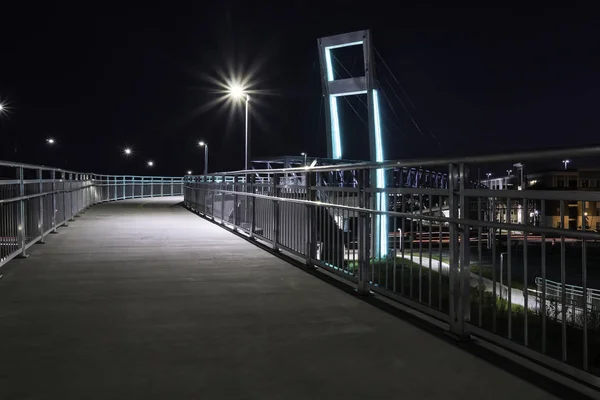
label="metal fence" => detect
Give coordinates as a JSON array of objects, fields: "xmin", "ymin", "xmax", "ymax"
[
  {"xmin": 184, "ymin": 145, "xmax": 600, "ymax": 387},
  {"xmin": 0, "ymin": 161, "xmax": 183, "ymax": 268}
]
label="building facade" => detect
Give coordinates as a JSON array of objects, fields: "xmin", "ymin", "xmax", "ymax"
[{"xmin": 480, "ymin": 169, "xmax": 600, "ymax": 230}]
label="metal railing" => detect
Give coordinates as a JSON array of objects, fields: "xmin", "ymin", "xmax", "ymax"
[
  {"xmin": 0, "ymin": 160, "xmax": 183, "ymax": 268},
  {"xmin": 184, "ymin": 145, "xmax": 600, "ymax": 387}
]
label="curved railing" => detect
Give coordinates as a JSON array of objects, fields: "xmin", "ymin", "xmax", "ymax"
[
  {"xmin": 184, "ymin": 145, "xmax": 600, "ymax": 389},
  {"xmin": 0, "ymin": 160, "xmax": 183, "ymax": 268}
]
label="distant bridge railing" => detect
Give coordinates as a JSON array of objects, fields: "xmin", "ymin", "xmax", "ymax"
[
  {"xmin": 0, "ymin": 160, "xmax": 183, "ymax": 268},
  {"xmin": 184, "ymin": 145, "xmax": 600, "ymax": 388}
]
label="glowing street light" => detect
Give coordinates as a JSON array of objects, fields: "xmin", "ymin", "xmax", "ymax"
[
  {"xmin": 486, "ymin": 172, "xmax": 492, "ymax": 179},
  {"xmin": 198, "ymin": 141, "xmax": 209, "ymax": 175},
  {"xmin": 0, "ymin": 103, "xmax": 4, "ymax": 113},
  {"xmin": 124, "ymin": 148, "xmax": 132, "ymax": 156},
  {"xmin": 187, "ymin": 170, "xmax": 192, "ymax": 175},
  {"xmin": 563, "ymin": 159, "xmax": 570, "ymax": 170},
  {"xmin": 147, "ymin": 160, "xmax": 154, "ymax": 167},
  {"xmin": 46, "ymin": 138, "xmax": 55, "ymax": 145},
  {"xmin": 227, "ymin": 82, "xmax": 251, "ymax": 170},
  {"xmin": 301, "ymin": 152, "xmax": 307, "ymax": 166}
]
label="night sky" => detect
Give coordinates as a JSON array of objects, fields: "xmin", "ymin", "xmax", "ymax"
[{"xmin": 0, "ymin": 4, "xmax": 598, "ymax": 176}]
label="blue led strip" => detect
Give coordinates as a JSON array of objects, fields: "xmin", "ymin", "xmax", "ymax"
[
  {"xmin": 373, "ymin": 90, "xmax": 387, "ymax": 257},
  {"xmin": 330, "ymin": 96, "xmax": 342, "ymax": 159}
]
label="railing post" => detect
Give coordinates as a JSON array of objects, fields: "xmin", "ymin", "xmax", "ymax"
[
  {"xmin": 211, "ymin": 177, "xmax": 216, "ymax": 219},
  {"xmin": 357, "ymin": 169, "xmax": 370, "ymax": 294},
  {"xmin": 459, "ymin": 163, "xmax": 471, "ymax": 324},
  {"xmin": 62, "ymin": 172, "xmax": 69, "ymax": 226},
  {"xmin": 76, "ymin": 174, "xmax": 81, "ymax": 215},
  {"xmin": 204, "ymin": 177, "xmax": 209, "ymax": 216},
  {"xmin": 69, "ymin": 173, "xmax": 75, "ymax": 221},
  {"xmin": 171, "ymin": 177, "xmax": 174, "ymax": 196},
  {"xmin": 272, "ymin": 173, "xmax": 280, "ymax": 250},
  {"xmin": 52, "ymin": 170, "xmax": 57, "ymax": 233},
  {"xmin": 113, "ymin": 176, "xmax": 117, "ymax": 201},
  {"xmin": 306, "ymin": 170, "xmax": 317, "ymax": 267},
  {"xmin": 250, "ymin": 175, "xmax": 256, "ymax": 239},
  {"xmin": 221, "ymin": 175, "xmax": 226, "ymax": 223},
  {"xmin": 38, "ymin": 169, "xmax": 46, "ymax": 243},
  {"xmin": 232, "ymin": 175, "xmax": 239, "ymax": 230},
  {"xmin": 151, "ymin": 176, "xmax": 154, "ymax": 198},
  {"xmin": 448, "ymin": 163, "xmax": 469, "ymax": 339},
  {"xmin": 161, "ymin": 177, "xmax": 164, "ymax": 197},
  {"xmin": 17, "ymin": 166, "xmax": 28, "ymax": 257}
]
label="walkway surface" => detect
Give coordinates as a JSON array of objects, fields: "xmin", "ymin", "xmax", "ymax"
[{"xmin": 0, "ymin": 198, "xmax": 565, "ymax": 399}]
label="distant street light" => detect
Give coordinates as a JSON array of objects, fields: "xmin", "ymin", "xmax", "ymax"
[
  {"xmin": 124, "ymin": 148, "xmax": 132, "ymax": 156},
  {"xmin": 227, "ymin": 83, "xmax": 251, "ymax": 170},
  {"xmin": 187, "ymin": 170, "xmax": 192, "ymax": 175},
  {"xmin": 147, "ymin": 160, "xmax": 154, "ymax": 167},
  {"xmin": 506, "ymin": 169, "xmax": 512, "ymax": 176},
  {"xmin": 198, "ymin": 141, "xmax": 209, "ymax": 175},
  {"xmin": 563, "ymin": 159, "xmax": 570, "ymax": 170},
  {"xmin": 301, "ymin": 152, "xmax": 307, "ymax": 166},
  {"xmin": 0, "ymin": 103, "xmax": 5, "ymax": 113},
  {"xmin": 46, "ymin": 138, "xmax": 55, "ymax": 145},
  {"xmin": 486, "ymin": 172, "xmax": 492, "ymax": 179}
]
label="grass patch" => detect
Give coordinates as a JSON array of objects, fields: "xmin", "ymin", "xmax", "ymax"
[{"xmin": 346, "ymin": 256, "xmax": 600, "ymax": 375}]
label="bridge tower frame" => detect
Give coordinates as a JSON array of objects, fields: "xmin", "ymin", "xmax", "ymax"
[{"xmin": 317, "ymin": 29, "xmax": 387, "ymax": 258}]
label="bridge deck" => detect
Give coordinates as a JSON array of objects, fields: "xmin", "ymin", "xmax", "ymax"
[{"xmin": 0, "ymin": 198, "xmax": 562, "ymax": 399}]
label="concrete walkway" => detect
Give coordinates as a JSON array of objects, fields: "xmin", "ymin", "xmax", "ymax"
[{"xmin": 0, "ymin": 198, "xmax": 565, "ymax": 399}]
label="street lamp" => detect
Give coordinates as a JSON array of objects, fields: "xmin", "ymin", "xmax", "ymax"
[
  {"xmin": 46, "ymin": 138, "xmax": 55, "ymax": 145},
  {"xmin": 563, "ymin": 159, "xmax": 570, "ymax": 170},
  {"xmin": 198, "ymin": 141, "xmax": 209, "ymax": 175},
  {"xmin": 187, "ymin": 170, "xmax": 192, "ymax": 175},
  {"xmin": 301, "ymin": 152, "xmax": 307, "ymax": 166},
  {"xmin": 147, "ymin": 160, "xmax": 154, "ymax": 167},
  {"xmin": 227, "ymin": 83, "xmax": 251, "ymax": 170},
  {"xmin": 124, "ymin": 148, "xmax": 132, "ymax": 156},
  {"xmin": 486, "ymin": 172, "xmax": 492, "ymax": 179}
]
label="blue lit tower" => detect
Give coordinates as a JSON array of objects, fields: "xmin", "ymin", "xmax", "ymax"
[{"xmin": 317, "ymin": 29, "xmax": 387, "ymax": 258}]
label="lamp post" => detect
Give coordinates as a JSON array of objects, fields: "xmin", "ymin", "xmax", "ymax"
[
  {"xmin": 147, "ymin": 160, "xmax": 154, "ymax": 167},
  {"xmin": 124, "ymin": 148, "xmax": 132, "ymax": 156},
  {"xmin": 227, "ymin": 84, "xmax": 251, "ymax": 170},
  {"xmin": 563, "ymin": 159, "xmax": 570, "ymax": 170},
  {"xmin": 199, "ymin": 141, "xmax": 208, "ymax": 175}
]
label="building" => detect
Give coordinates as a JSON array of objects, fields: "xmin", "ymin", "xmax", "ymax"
[{"xmin": 480, "ymin": 169, "xmax": 600, "ymax": 230}]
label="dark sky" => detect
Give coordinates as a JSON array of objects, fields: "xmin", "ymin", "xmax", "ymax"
[{"xmin": 0, "ymin": 3, "xmax": 598, "ymax": 176}]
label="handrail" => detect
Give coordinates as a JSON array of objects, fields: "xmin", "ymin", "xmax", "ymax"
[{"xmin": 198, "ymin": 144, "xmax": 600, "ymax": 175}]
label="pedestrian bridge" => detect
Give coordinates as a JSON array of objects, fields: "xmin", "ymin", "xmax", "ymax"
[{"xmin": 1, "ymin": 152, "xmax": 599, "ymax": 399}]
